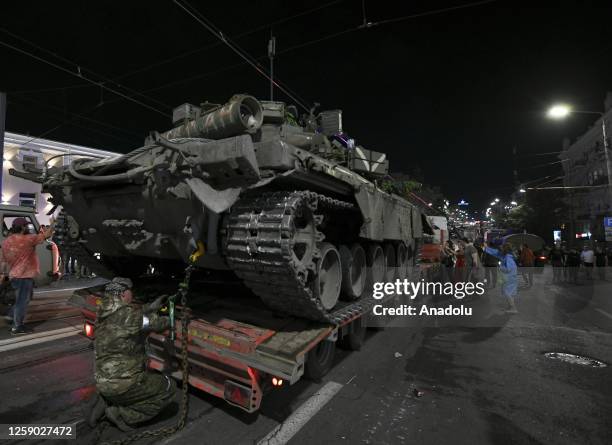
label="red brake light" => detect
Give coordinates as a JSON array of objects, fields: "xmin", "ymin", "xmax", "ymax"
[
  {"xmin": 84, "ymin": 322, "xmax": 94, "ymax": 338},
  {"xmin": 539, "ymin": 256, "xmax": 546, "ymax": 260}
]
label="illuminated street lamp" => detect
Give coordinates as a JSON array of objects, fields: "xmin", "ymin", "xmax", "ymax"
[
  {"xmin": 494, "ymin": 198, "xmax": 499, "ymax": 202},
  {"xmin": 547, "ymin": 103, "xmax": 612, "ymax": 199},
  {"xmin": 519, "ymin": 188, "xmax": 526, "ymax": 193},
  {"xmin": 510, "ymin": 201, "xmax": 518, "ymax": 206},
  {"xmin": 547, "ymin": 104, "xmax": 571, "ymax": 119}
]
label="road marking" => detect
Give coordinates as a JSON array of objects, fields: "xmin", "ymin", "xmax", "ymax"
[
  {"xmin": 0, "ymin": 326, "xmax": 81, "ymax": 352},
  {"xmin": 34, "ymin": 287, "xmax": 87, "ymax": 294},
  {"xmin": 257, "ymin": 381, "xmax": 343, "ymax": 445},
  {"xmin": 595, "ymin": 308, "xmax": 612, "ymax": 321}
]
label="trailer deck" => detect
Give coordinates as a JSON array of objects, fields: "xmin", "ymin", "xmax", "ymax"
[{"xmin": 70, "ymin": 281, "xmax": 367, "ymax": 412}]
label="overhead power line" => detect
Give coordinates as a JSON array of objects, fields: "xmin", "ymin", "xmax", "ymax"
[
  {"xmin": 0, "ymin": 26, "xmax": 171, "ymax": 111},
  {"xmin": 173, "ymin": 0, "xmax": 311, "ymax": 111},
  {"xmin": 9, "ymin": 95, "xmax": 143, "ymax": 139},
  {"xmin": 369, "ymin": 0, "xmax": 499, "ymax": 27},
  {"xmin": 7, "ymin": 1, "xmax": 346, "ymax": 95},
  {"xmin": 0, "ymin": 39, "xmax": 169, "ymax": 117},
  {"xmin": 528, "ymin": 184, "xmax": 609, "ymax": 191}
]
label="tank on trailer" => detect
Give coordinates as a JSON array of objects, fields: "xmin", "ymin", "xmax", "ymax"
[{"xmin": 28, "ymin": 94, "xmax": 424, "ymax": 322}]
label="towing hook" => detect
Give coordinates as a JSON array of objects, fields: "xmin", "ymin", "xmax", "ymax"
[{"xmin": 189, "ymin": 240, "xmax": 206, "ymax": 264}]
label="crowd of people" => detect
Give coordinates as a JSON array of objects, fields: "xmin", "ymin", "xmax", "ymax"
[
  {"xmin": 548, "ymin": 244, "xmax": 610, "ymax": 284},
  {"xmin": 437, "ymin": 237, "xmax": 610, "ymax": 315}
]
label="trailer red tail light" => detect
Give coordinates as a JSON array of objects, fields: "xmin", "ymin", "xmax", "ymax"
[
  {"xmin": 84, "ymin": 322, "xmax": 94, "ymax": 338},
  {"xmin": 272, "ymin": 377, "xmax": 284, "ymax": 387},
  {"xmin": 224, "ymin": 381, "xmax": 252, "ymax": 410}
]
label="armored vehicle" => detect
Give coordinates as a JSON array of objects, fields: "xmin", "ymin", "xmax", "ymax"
[{"xmin": 20, "ymin": 94, "xmax": 424, "ymax": 322}]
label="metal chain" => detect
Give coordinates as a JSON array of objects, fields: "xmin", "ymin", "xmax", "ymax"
[{"xmin": 95, "ymin": 265, "xmax": 194, "ymax": 445}]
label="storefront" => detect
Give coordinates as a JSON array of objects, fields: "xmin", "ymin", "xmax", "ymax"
[{"xmin": 1, "ymin": 132, "xmax": 117, "ymax": 224}]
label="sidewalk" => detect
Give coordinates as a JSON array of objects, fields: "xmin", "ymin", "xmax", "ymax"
[{"xmin": 0, "ymin": 277, "xmax": 108, "ymax": 332}]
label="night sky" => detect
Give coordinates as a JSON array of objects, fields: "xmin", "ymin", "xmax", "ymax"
[{"xmin": 2, "ymin": 0, "xmax": 612, "ymax": 210}]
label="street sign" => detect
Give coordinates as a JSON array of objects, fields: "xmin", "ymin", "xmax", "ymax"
[{"xmin": 605, "ymin": 216, "xmax": 612, "ymax": 241}]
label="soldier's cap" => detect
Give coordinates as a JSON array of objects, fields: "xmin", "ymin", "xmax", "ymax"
[
  {"xmin": 105, "ymin": 277, "xmax": 134, "ymax": 294},
  {"xmin": 11, "ymin": 217, "xmax": 28, "ymax": 230}
]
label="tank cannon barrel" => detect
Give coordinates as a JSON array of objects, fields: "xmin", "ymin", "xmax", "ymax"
[{"xmin": 161, "ymin": 94, "xmax": 263, "ymax": 140}]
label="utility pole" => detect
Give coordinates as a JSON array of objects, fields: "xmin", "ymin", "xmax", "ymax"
[
  {"xmin": 0, "ymin": 92, "xmax": 6, "ymax": 201},
  {"xmin": 600, "ymin": 115, "xmax": 612, "ymax": 202},
  {"xmin": 267, "ymin": 34, "xmax": 276, "ymax": 101}
]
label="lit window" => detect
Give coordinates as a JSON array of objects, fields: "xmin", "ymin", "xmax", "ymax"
[{"xmin": 19, "ymin": 192, "xmax": 36, "ymax": 208}]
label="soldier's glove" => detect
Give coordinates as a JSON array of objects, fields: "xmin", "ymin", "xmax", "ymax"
[{"xmin": 144, "ymin": 294, "xmax": 168, "ymax": 314}]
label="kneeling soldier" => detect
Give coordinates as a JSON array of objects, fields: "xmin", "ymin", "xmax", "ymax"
[{"xmin": 89, "ymin": 277, "xmax": 176, "ymax": 431}]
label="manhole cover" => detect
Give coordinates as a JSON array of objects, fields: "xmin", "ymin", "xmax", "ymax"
[{"xmin": 544, "ymin": 352, "xmax": 608, "ymax": 368}]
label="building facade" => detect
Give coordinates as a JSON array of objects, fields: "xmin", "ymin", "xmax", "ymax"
[
  {"xmin": 560, "ymin": 93, "xmax": 612, "ymax": 245},
  {"xmin": 2, "ymin": 132, "xmax": 117, "ymax": 224}
]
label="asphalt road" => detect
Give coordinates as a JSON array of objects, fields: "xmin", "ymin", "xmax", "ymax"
[{"xmin": 0, "ymin": 267, "xmax": 610, "ymax": 445}]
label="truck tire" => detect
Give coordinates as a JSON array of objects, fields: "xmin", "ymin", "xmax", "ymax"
[
  {"xmin": 340, "ymin": 317, "xmax": 366, "ymax": 351},
  {"xmin": 305, "ymin": 339, "xmax": 336, "ymax": 381}
]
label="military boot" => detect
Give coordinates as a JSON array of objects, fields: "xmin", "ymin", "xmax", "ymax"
[
  {"xmin": 105, "ymin": 406, "xmax": 134, "ymax": 432},
  {"xmin": 87, "ymin": 394, "xmax": 107, "ymax": 428}
]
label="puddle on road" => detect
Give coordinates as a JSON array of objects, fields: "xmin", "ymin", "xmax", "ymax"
[{"xmin": 543, "ymin": 352, "xmax": 608, "ymax": 368}]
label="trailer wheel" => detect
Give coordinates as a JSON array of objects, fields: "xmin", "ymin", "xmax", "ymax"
[
  {"xmin": 305, "ymin": 340, "xmax": 336, "ymax": 380},
  {"xmin": 396, "ymin": 243, "xmax": 408, "ymax": 280},
  {"xmin": 341, "ymin": 318, "xmax": 366, "ymax": 351},
  {"xmin": 366, "ymin": 244, "xmax": 385, "ymax": 290},
  {"xmin": 383, "ymin": 243, "xmax": 397, "ymax": 282}
]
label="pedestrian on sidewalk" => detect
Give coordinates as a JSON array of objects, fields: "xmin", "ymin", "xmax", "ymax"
[
  {"xmin": 0, "ymin": 219, "xmax": 54, "ymax": 335},
  {"xmin": 595, "ymin": 247, "xmax": 607, "ymax": 280},
  {"xmin": 463, "ymin": 238, "xmax": 479, "ymax": 282},
  {"xmin": 484, "ymin": 242, "xmax": 518, "ymax": 314},
  {"xmin": 440, "ymin": 240, "xmax": 456, "ymax": 283},
  {"xmin": 453, "ymin": 241, "xmax": 466, "ymax": 283},
  {"xmin": 549, "ymin": 245, "xmax": 564, "ymax": 283},
  {"xmin": 580, "ymin": 245, "xmax": 594, "ymax": 280},
  {"xmin": 482, "ymin": 243, "xmax": 499, "ymax": 288},
  {"xmin": 561, "ymin": 243, "xmax": 570, "ymax": 282},
  {"xmin": 566, "ymin": 249, "xmax": 581, "ymax": 284},
  {"xmin": 519, "ymin": 243, "xmax": 535, "ymax": 287}
]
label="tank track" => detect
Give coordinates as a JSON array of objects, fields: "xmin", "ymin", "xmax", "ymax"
[
  {"xmin": 53, "ymin": 211, "xmax": 114, "ymax": 278},
  {"xmin": 224, "ymin": 190, "xmax": 377, "ymax": 323}
]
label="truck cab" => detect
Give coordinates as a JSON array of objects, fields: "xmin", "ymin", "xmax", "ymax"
[{"xmin": 0, "ymin": 204, "xmax": 60, "ymax": 287}]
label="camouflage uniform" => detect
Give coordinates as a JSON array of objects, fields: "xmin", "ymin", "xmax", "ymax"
[{"xmin": 94, "ymin": 279, "xmax": 176, "ymax": 426}]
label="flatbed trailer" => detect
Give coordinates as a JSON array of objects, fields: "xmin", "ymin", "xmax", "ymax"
[{"xmin": 70, "ymin": 281, "xmax": 373, "ymax": 413}]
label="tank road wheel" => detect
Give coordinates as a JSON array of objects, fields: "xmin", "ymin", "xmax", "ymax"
[
  {"xmin": 366, "ymin": 244, "xmax": 385, "ymax": 292},
  {"xmin": 305, "ymin": 339, "xmax": 336, "ymax": 381},
  {"xmin": 396, "ymin": 243, "xmax": 409, "ymax": 280},
  {"xmin": 383, "ymin": 243, "xmax": 397, "ymax": 282},
  {"xmin": 339, "ymin": 243, "xmax": 367, "ymax": 301},
  {"xmin": 313, "ymin": 243, "xmax": 342, "ymax": 311},
  {"xmin": 291, "ymin": 203, "xmax": 319, "ymax": 284}
]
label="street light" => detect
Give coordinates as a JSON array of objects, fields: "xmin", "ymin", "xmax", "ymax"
[
  {"xmin": 547, "ymin": 104, "xmax": 571, "ymax": 119},
  {"xmin": 547, "ymin": 103, "xmax": 612, "ymax": 199},
  {"xmin": 519, "ymin": 188, "xmax": 526, "ymax": 193}
]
